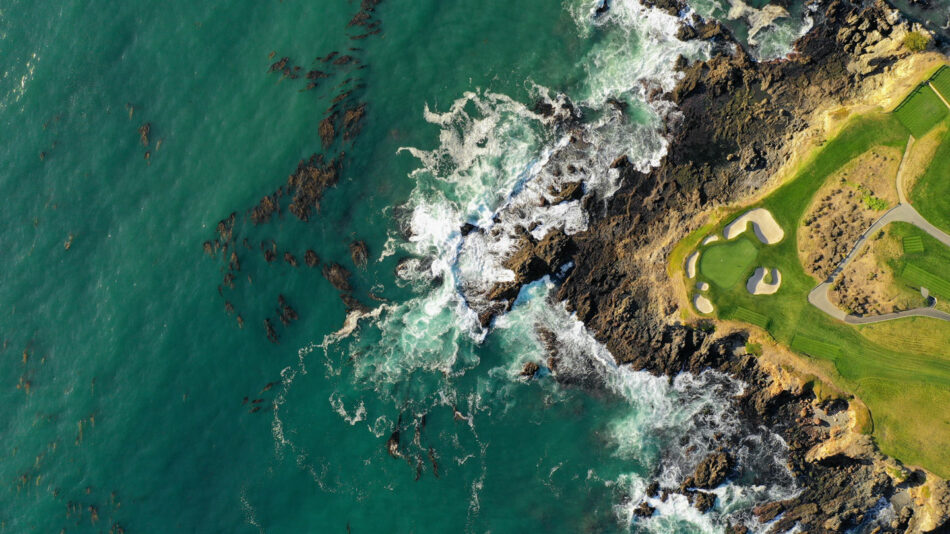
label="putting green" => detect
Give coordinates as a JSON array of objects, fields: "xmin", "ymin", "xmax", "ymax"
[{"xmin": 699, "ymin": 239, "xmax": 757, "ymax": 288}]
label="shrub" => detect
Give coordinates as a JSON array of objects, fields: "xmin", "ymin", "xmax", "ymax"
[
  {"xmin": 903, "ymin": 31, "xmax": 929, "ymax": 52},
  {"xmin": 863, "ymin": 195, "xmax": 889, "ymax": 211}
]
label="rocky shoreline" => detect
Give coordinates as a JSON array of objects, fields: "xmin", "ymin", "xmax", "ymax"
[{"xmin": 490, "ymin": 0, "xmax": 950, "ymax": 531}]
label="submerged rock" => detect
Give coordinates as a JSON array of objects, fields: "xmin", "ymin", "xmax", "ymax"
[
  {"xmin": 520, "ymin": 361, "xmax": 540, "ymax": 378},
  {"xmin": 305, "ymin": 249, "xmax": 320, "ymax": 267},
  {"xmin": 322, "ymin": 263, "xmax": 352, "ymax": 292},
  {"xmin": 349, "ymin": 240, "xmax": 368, "ymax": 269}
]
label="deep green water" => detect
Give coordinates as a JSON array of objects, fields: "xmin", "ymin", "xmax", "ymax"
[{"xmin": 0, "ymin": 1, "xmax": 816, "ymax": 532}]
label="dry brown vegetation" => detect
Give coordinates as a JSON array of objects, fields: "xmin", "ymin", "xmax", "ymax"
[
  {"xmin": 798, "ymin": 146, "xmax": 901, "ymax": 279},
  {"xmin": 902, "ymin": 121, "xmax": 948, "ymax": 195},
  {"xmin": 829, "ymin": 230, "xmax": 923, "ymax": 315}
]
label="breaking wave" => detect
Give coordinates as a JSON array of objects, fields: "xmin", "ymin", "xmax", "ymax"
[{"xmin": 274, "ymin": 0, "xmax": 796, "ymax": 530}]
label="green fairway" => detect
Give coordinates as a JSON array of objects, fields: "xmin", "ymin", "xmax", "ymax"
[
  {"xmin": 902, "ymin": 235, "xmax": 924, "ymax": 254},
  {"xmin": 909, "ymin": 117, "xmax": 950, "ymax": 233},
  {"xmin": 734, "ymin": 307, "xmax": 770, "ymax": 329},
  {"xmin": 931, "ymin": 65, "xmax": 950, "ymax": 103},
  {"xmin": 894, "ymin": 84, "xmax": 948, "ymax": 137},
  {"xmin": 791, "ymin": 334, "xmax": 842, "ymax": 359},
  {"xmin": 698, "ymin": 238, "xmax": 758, "ymax": 288},
  {"xmin": 902, "ymin": 264, "xmax": 950, "ymax": 299},
  {"xmin": 674, "ymin": 111, "xmax": 950, "ymax": 477}
]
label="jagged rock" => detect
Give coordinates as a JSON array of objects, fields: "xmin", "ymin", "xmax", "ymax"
[
  {"xmin": 350, "ymin": 240, "xmax": 368, "ymax": 269},
  {"xmin": 305, "ymin": 250, "xmax": 320, "ymax": 267},
  {"xmin": 264, "ymin": 319, "xmax": 279, "ymax": 344},
  {"xmin": 138, "ymin": 123, "xmax": 150, "ymax": 146},
  {"xmin": 692, "ymin": 491, "xmax": 716, "ymax": 513},
  {"xmin": 284, "ymin": 252, "xmax": 298, "ymax": 267},
  {"xmin": 633, "ymin": 502, "xmax": 655, "ymax": 518},
  {"xmin": 520, "ymin": 361, "xmax": 540, "ymax": 377},
  {"xmin": 682, "ymin": 451, "xmax": 735, "ymax": 490},
  {"xmin": 340, "ymin": 293, "xmax": 369, "ymax": 313},
  {"xmin": 322, "ymin": 263, "xmax": 352, "ymax": 292}
]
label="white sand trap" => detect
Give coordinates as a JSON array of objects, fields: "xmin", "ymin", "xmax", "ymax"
[
  {"xmin": 694, "ymin": 294, "xmax": 714, "ymax": 314},
  {"xmin": 701, "ymin": 234, "xmax": 720, "ymax": 246},
  {"xmin": 747, "ymin": 267, "xmax": 782, "ymax": 295},
  {"xmin": 686, "ymin": 251, "xmax": 700, "ymax": 278},
  {"xmin": 697, "ymin": 281, "xmax": 709, "ymax": 291},
  {"xmin": 723, "ymin": 208, "xmax": 784, "ymax": 244}
]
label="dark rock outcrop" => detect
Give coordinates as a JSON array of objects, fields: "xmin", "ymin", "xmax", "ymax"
[{"xmin": 471, "ymin": 1, "xmax": 948, "ymax": 531}]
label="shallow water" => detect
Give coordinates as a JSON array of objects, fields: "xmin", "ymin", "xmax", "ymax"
[{"xmin": 0, "ymin": 1, "xmax": 816, "ymax": 532}]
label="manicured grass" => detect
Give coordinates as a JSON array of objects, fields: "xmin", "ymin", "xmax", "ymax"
[
  {"xmin": 791, "ymin": 334, "xmax": 842, "ymax": 359},
  {"xmin": 894, "ymin": 84, "xmax": 948, "ymax": 138},
  {"xmin": 909, "ymin": 117, "xmax": 950, "ymax": 233},
  {"xmin": 698, "ymin": 239, "xmax": 757, "ymax": 289},
  {"xmin": 902, "ymin": 236, "xmax": 924, "ymax": 254},
  {"xmin": 734, "ymin": 307, "xmax": 770, "ymax": 329},
  {"xmin": 902, "ymin": 264, "xmax": 950, "ymax": 299},
  {"xmin": 677, "ymin": 112, "xmax": 950, "ymax": 476},
  {"xmin": 886, "ymin": 223, "xmax": 950, "ymax": 303},
  {"xmin": 931, "ymin": 65, "xmax": 950, "ymax": 103}
]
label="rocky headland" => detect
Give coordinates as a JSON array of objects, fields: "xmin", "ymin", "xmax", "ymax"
[{"xmin": 486, "ymin": 0, "xmax": 950, "ymax": 531}]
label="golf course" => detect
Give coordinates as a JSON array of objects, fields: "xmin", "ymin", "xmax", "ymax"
[{"xmin": 672, "ymin": 64, "xmax": 950, "ymax": 477}]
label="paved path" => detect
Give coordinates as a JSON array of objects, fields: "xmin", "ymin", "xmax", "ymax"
[
  {"xmin": 895, "ymin": 136, "xmax": 914, "ymax": 204},
  {"xmin": 931, "ymin": 81, "xmax": 950, "ymax": 110},
  {"xmin": 807, "ymin": 138, "xmax": 950, "ymax": 324}
]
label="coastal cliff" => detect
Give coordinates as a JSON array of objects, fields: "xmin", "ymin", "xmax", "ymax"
[{"xmin": 494, "ymin": 0, "xmax": 950, "ymax": 531}]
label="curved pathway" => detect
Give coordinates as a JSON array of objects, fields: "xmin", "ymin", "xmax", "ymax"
[{"xmin": 807, "ymin": 137, "xmax": 950, "ymax": 324}]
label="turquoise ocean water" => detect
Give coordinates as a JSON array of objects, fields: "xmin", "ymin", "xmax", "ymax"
[{"xmin": 0, "ymin": 1, "xmax": 823, "ymax": 532}]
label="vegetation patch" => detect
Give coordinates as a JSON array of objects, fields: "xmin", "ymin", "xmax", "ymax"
[
  {"xmin": 893, "ymin": 84, "xmax": 948, "ymax": 138},
  {"xmin": 698, "ymin": 239, "xmax": 758, "ymax": 289},
  {"xmin": 902, "ymin": 31, "xmax": 930, "ymax": 52},
  {"xmin": 902, "ymin": 235, "xmax": 923, "ymax": 254},
  {"xmin": 930, "ymin": 65, "xmax": 950, "ymax": 102}
]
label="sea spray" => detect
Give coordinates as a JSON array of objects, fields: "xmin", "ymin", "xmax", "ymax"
[{"xmin": 273, "ymin": 0, "xmax": 796, "ymax": 530}]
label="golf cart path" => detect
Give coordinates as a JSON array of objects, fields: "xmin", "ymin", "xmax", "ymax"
[{"xmin": 807, "ymin": 136, "xmax": 950, "ymax": 324}]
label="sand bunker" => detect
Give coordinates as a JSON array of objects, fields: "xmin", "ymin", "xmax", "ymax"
[
  {"xmin": 697, "ymin": 282, "xmax": 709, "ymax": 291},
  {"xmin": 694, "ymin": 294, "xmax": 714, "ymax": 314},
  {"xmin": 747, "ymin": 267, "xmax": 782, "ymax": 295},
  {"xmin": 724, "ymin": 208, "xmax": 784, "ymax": 244},
  {"xmin": 686, "ymin": 251, "xmax": 700, "ymax": 278},
  {"xmin": 701, "ymin": 235, "xmax": 721, "ymax": 246}
]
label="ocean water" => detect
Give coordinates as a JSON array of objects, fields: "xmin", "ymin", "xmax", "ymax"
[{"xmin": 0, "ymin": 1, "xmax": 807, "ymax": 532}]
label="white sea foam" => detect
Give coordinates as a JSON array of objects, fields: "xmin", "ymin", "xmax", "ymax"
[{"xmin": 273, "ymin": 1, "xmax": 798, "ymax": 529}]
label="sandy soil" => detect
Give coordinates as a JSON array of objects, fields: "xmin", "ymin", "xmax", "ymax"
[
  {"xmin": 697, "ymin": 281, "xmax": 709, "ymax": 291},
  {"xmin": 747, "ymin": 267, "xmax": 782, "ymax": 295},
  {"xmin": 829, "ymin": 228, "xmax": 934, "ymax": 315},
  {"xmin": 694, "ymin": 294, "xmax": 714, "ymax": 314},
  {"xmin": 723, "ymin": 208, "xmax": 784, "ymax": 244},
  {"xmin": 702, "ymin": 234, "xmax": 721, "ymax": 246},
  {"xmin": 798, "ymin": 147, "xmax": 901, "ymax": 279}
]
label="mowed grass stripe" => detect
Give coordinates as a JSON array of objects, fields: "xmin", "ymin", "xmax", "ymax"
[
  {"xmin": 732, "ymin": 307, "xmax": 770, "ymax": 329},
  {"xmin": 791, "ymin": 334, "xmax": 842, "ymax": 359},
  {"xmin": 894, "ymin": 84, "xmax": 948, "ymax": 137},
  {"xmin": 931, "ymin": 65, "xmax": 950, "ymax": 104},
  {"xmin": 902, "ymin": 263, "xmax": 950, "ymax": 298},
  {"xmin": 903, "ymin": 236, "xmax": 924, "ymax": 254}
]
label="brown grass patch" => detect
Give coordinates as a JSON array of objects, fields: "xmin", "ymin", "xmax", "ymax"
[
  {"xmin": 798, "ymin": 147, "xmax": 901, "ymax": 279},
  {"xmin": 829, "ymin": 231, "xmax": 924, "ymax": 315},
  {"xmin": 902, "ymin": 121, "xmax": 948, "ymax": 196}
]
